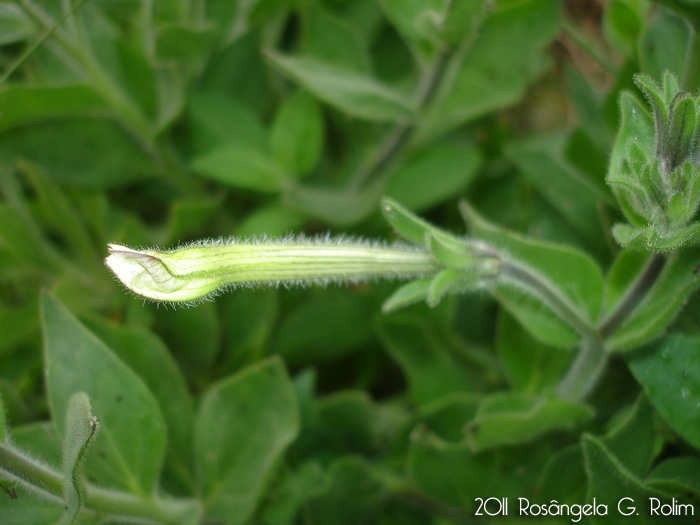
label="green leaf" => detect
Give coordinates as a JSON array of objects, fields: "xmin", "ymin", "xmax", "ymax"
[
  {"xmin": 272, "ymin": 290, "xmax": 373, "ymax": 365},
  {"xmin": 195, "ymin": 358, "xmax": 299, "ymax": 524},
  {"xmin": 304, "ymin": 457, "xmax": 386, "ymax": 524},
  {"xmin": 599, "ymin": 396, "xmax": 655, "ymax": 478},
  {"xmin": 269, "ymin": 90, "xmax": 324, "ymax": 178},
  {"xmin": 154, "ymin": 301, "xmax": 222, "ymax": 372},
  {"xmin": 85, "ymin": 321, "xmax": 195, "ymax": 493},
  {"xmin": 378, "ymin": 0, "xmax": 444, "ymax": 61},
  {"xmin": 603, "ymin": 0, "xmax": 647, "ymax": 58},
  {"xmin": 191, "ymin": 143, "xmax": 287, "ymax": 192},
  {"xmin": 607, "ymin": 248, "xmax": 700, "ymax": 350},
  {"xmin": 496, "ymin": 311, "xmax": 570, "ymax": 394},
  {"xmin": 187, "ymin": 91, "xmax": 267, "ymax": 154},
  {"xmin": 407, "ymin": 429, "xmax": 495, "ymax": 510},
  {"xmin": 285, "ymin": 181, "xmax": 383, "ymax": 226},
  {"xmin": 266, "ymin": 51, "xmax": 415, "ymax": 123},
  {"xmin": 300, "ymin": 6, "xmax": 370, "ymax": 73},
  {"xmin": 0, "ymin": 488, "xmax": 62, "ymax": 524},
  {"xmin": 647, "ymin": 457, "xmax": 700, "ymax": 496},
  {"xmin": 0, "ymin": 4, "xmax": 34, "ymax": 46},
  {"xmin": 377, "ymin": 315, "xmax": 476, "ymax": 405},
  {"xmin": 465, "ymin": 393, "xmax": 592, "ymax": 451},
  {"xmin": 582, "ymin": 434, "xmax": 669, "ymax": 523},
  {"xmin": 0, "ymin": 119, "xmax": 153, "ymax": 189},
  {"xmin": 506, "ymin": 134, "xmax": 611, "ymax": 251},
  {"xmin": 628, "ymin": 334, "xmax": 700, "ymax": 451},
  {"xmin": 538, "ymin": 444, "xmax": 587, "ymax": 503},
  {"xmin": 60, "ymin": 392, "xmax": 98, "ymax": 525},
  {"xmin": 385, "ymin": 144, "xmax": 481, "ymax": 212},
  {"xmin": 422, "ymin": 0, "xmax": 560, "ymax": 138},
  {"xmin": 9, "ymin": 422, "xmax": 62, "ymax": 469},
  {"xmin": 155, "ymin": 24, "xmax": 215, "ymax": 61},
  {"xmin": 382, "ymin": 278, "xmax": 432, "ymax": 313},
  {"xmin": 318, "ymin": 391, "xmax": 381, "ymax": 454},
  {"xmin": 0, "ymin": 86, "xmax": 106, "ymax": 132},
  {"xmin": 42, "ymin": 292, "xmax": 166, "ymax": 494},
  {"xmin": 235, "ymin": 204, "xmax": 307, "ymax": 238},
  {"xmin": 638, "ymin": 8, "xmax": 690, "ymax": 81}
]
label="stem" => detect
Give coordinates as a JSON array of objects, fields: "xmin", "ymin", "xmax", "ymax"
[
  {"xmin": 555, "ymin": 253, "xmax": 666, "ymax": 401},
  {"xmin": 556, "ymin": 337, "xmax": 608, "ymax": 401},
  {"xmin": 598, "ymin": 253, "xmax": 666, "ymax": 339},
  {"xmin": 0, "ymin": 443, "xmax": 201, "ymax": 523},
  {"xmin": 0, "ymin": 443, "xmax": 63, "ymax": 497},
  {"xmin": 347, "ymin": 47, "xmax": 453, "ymax": 191},
  {"xmin": 499, "ymin": 260, "xmax": 596, "ymax": 339}
]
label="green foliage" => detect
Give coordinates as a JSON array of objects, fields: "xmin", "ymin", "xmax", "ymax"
[{"xmin": 4, "ymin": 0, "xmax": 700, "ymax": 523}]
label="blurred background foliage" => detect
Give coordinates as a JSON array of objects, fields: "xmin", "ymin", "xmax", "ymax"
[{"xmin": 2, "ymin": 0, "xmax": 700, "ymax": 523}]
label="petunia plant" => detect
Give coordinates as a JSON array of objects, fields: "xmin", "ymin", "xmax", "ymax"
[{"xmin": 4, "ymin": 1, "xmax": 700, "ymax": 524}]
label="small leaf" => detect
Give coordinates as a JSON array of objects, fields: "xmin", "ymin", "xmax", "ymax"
[
  {"xmin": 269, "ymin": 90, "xmax": 324, "ymax": 177},
  {"xmin": 385, "ymin": 145, "xmax": 481, "ymax": 212},
  {"xmin": 60, "ymin": 392, "xmax": 98, "ymax": 525},
  {"xmin": 195, "ymin": 358, "xmax": 299, "ymax": 524},
  {"xmin": 628, "ymin": 334, "xmax": 700, "ymax": 451},
  {"xmin": 423, "ymin": 0, "xmax": 560, "ymax": 138},
  {"xmin": 407, "ymin": 429, "xmax": 495, "ymax": 510},
  {"xmin": 599, "ymin": 396, "xmax": 655, "ymax": 478},
  {"xmin": 304, "ymin": 457, "xmax": 386, "ymax": 523},
  {"xmin": 187, "ymin": 91, "xmax": 267, "ymax": 154},
  {"xmin": 191, "ymin": 143, "xmax": 287, "ymax": 192},
  {"xmin": 42, "ymin": 293, "xmax": 166, "ymax": 493},
  {"xmin": 266, "ymin": 51, "xmax": 415, "ymax": 123},
  {"xmin": 465, "ymin": 393, "xmax": 592, "ymax": 451},
  {"xmin": 0, "ymin": 86, "xmax": 106, "ymax": 132},
  {"xmin": 582, "ymin": 434, "xmax": 668, "ymax": 523},
  {"xmin": 377, "ymin": 315, "xmax": 476, "ymax": 405},
  {"xmin": 647, "ymin": 457, "xmax": 700, "ymax": 495},
  {"xmin": 496, "ymin": 311, "xmax": 570, "ymax": 394}
]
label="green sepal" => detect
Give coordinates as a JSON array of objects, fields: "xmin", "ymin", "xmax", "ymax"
[
  {"xmin": 382, "ymin": 278, "xmax": 432, "ymax": 313},
  {"xmin": 60, "ymin": 392, "xmax": 98, "ymax": 525},
  {"xmin": 427, "ymin": 269, "xmax": 475, "ymax": 307},
  {"xmin": 381, "ymin": 197, "xmax": 455, "ymax": 246}
]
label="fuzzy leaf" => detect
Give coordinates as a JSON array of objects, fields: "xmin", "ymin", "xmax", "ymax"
[
  {"xmin": 42, "ymin": 293, "xmax": 166, "ymax": 493},
  {"xmin": 267, "ymin": 52, "xmax": 415, "ymax": 123},
  {"xmin": 195, "ymin": 358, "xmax": 299, "ymax": 524}
]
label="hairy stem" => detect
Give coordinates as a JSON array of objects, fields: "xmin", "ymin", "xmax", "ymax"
[
  {"xmin": 0, "ymin": 443, "xmax": 201, "ymax": 523},
  {"xmin": 598, "ymin": 253, "xmax": 666, "ymax": 339},
  {"xmin": 499, "ymin": 260, "xmax": 596, "ymax": 339},
  {"xmin": 348, "ymin": 48, "xmax": 452, "ymax": 191},
  {"xmin": 556, "ymin": 337, "xmax": 608, "ymax": 401}
]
